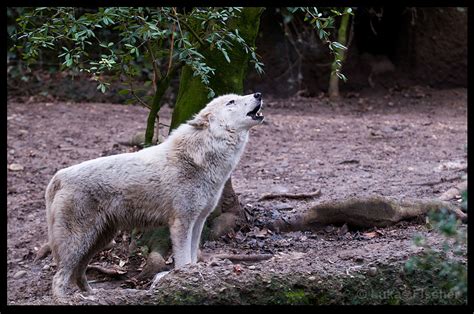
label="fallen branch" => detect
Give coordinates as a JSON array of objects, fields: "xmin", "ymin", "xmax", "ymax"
[
  {"xmin": 207, "ymin": 253, "xmax": 273, "ymax": 263},
  {"xmin": 410, "ymin": 175, "xmax": 462, "ymax": 187},
  {"xmin": 87, "ymin": 264, "xmax": 127, "ymax": 277},
  {"xmin": 258, "ymin": 190, "xmax": 321, "ymax": 201}
]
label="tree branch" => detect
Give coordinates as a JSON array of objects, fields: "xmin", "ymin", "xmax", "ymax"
[
  {"xmin": 167, "ymin": 22, "xmax": 176, "ymax": 77},
  {"xmin": 172, "ymin": 7, "xmax": 205, "ymax": 47},
  {"xmin": 258, "ymin": 189, "xmax": 321, "ymax": 201},
  {"xmin": 146, "ymin": 40, "xmax": 162, "ymax": 90}
]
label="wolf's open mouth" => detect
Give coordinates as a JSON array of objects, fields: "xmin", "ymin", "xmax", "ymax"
[{"xmin": 246, "ymin": 103, "xmax": 264, "ymax": 120}]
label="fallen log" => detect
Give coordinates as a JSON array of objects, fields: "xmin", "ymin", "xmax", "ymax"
[{"xmin": 268, "ymin": 196, "xmax": 467, "ymax": 232}]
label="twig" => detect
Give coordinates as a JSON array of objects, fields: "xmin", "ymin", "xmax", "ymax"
[
  {"xmin": 211, "ymin": 253, "xmax": 273, "ymax": 263},
  {"xmin": 198, "ymin": 271, "xmax": 205, "ymax": 282},
  {"xmin": 87, "ymin": 264, "xmax": 126, "ymax": 277},
  {"xmin": 167, "ymin": 22, "xmax": 176, "ymax": 77},
  {"xmin": 130, "ymin": 90, "xmax": 151, "ymax": 110},
  {"xmin": 124, "ymin": 68, "xmax": 151, "ymax": 110},
  {"xmin": 178, "ymin": 18, "xmax": 205, "ymax": 47},
  {"xmin": 145, "ymin": 39, "xmax": 161, "ymax": 92},
  {"xmin": 258, "ymin": 189, "xmax": 321, "ymax": 201},
  {"xmin": 409, "ymin": 176, "xmax": 462, "ymax": 187},
  {"xmin": 87, "ymin": 279, "xmax": 110, "ymax": 284}
]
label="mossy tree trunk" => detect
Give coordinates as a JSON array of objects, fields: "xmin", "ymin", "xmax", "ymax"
[
  {"xmin": 137, "ymin": 7, "xmax": 264, "ymax": 277},
  {"xmin": 170, "ymin": 7, "xmax": 264, "ymax": 129},
  {"xmin": 144, "ymin": 68, "xmax": 178, "ymax": 147}
]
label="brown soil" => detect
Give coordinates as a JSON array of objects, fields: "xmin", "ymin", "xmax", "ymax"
[{"xmin": 6, "ymin": 86, "xmax": 467, "ymax": 305}]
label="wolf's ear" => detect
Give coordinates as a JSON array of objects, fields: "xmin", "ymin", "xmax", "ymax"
[{"xmin": 188, "ymin": 112, "xmax": 213, "ymax": 129}]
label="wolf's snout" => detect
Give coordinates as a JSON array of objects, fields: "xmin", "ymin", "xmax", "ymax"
[{"xmin": 254, "ymin": 92, "xmax": 262, "ymax": 100}]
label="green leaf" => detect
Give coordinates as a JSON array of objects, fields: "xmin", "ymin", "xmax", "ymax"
[
  {"xmin": 318, "ymin": 29, "xmax": 326, "ymax": 39},
  {"xmin": 336, "ymin": 72, "xmax": 347, "ymax": 82},
  {"xmin": 221, "ymin": 49, "xmax": 230, "ymax": 63},
  {"xmin": 207, "ymin": 89, "xmax": 215, "ymax": 98},
  {"xmin": 332, "ymin": 42, "xmax": 347, "ymax": 50},
  {"xmin": 118, "ymin": 89, "xmax": 130, "ymax": 95}
]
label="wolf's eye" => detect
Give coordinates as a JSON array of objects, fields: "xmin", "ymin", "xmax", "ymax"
[{"xmin": 226, "ymin": 100, "xmax": 235, "ymax": 106}]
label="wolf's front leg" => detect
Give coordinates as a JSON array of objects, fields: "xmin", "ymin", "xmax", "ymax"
[
  {"xmin": 169, "ymin": 216, "xmax": 195, "ymax": 268},
  {"xmin": 190, "ymin": 208, "xmax": 213, "ymax": 263}
]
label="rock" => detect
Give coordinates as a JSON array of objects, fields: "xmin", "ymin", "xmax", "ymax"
[
  {"xmin": 8, "ymin": 164, "xmax": 24, "ymax": 171},
  {"xmin": 367, "ymin": 267, "xmax": 378, "ymax": 277},
  {"xmin": 274, "ymin": 203, "xmax": 294, "ymax": 211},
  {"xmin": 13, "ymin": 270, "xmax": 27, "ymax": 279},
  {"xmin": 209, "ymin": 259, "xmax": 220, "ymax": 267},
  {"xmin": 248, "ymin": 265, "xmax": 256, "ymax": 270},
  {"xmin": 308, "ymin": 276, "xmax": 316, "ymax": 281},
  {"xmin": 42, "ymin": 264, "xmax": 50, "ymax": 271}
]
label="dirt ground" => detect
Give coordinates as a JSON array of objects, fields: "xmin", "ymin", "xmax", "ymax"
[{"xmin": 6, "ymin": 86, "xmax": 467, "ymax": 305}]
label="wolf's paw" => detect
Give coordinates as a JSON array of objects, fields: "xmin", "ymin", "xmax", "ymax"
[{"xmin": 149, "ymin": 271, "xmax": 171, "ymax": 291}]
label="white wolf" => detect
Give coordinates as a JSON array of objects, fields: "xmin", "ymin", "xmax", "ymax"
[{"xmin": 43, "ymin": 92, "xmax": 264, "ymax": 298}]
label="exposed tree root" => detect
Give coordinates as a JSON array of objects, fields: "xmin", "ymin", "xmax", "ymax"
[
  {"xmin": 258, "ymin": 189, "xmax": 322, "ymax": 201},
  {"xmin": 136, "ymin": 251, "xmax": 170, "ymax": 281},
  {"xmin": 268, "ymin": 196, "xmax": 467, "ymax": 232},
  {"xmin": 134, "ymin": 226, "xmax": 172, "ymax": 280},
  {"xmin": 439, "ymin": 180, "xmax": 467, "ymax": 201}
]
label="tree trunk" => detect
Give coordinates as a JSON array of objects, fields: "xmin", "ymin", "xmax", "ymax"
[
  {"xmin": 137, "ymin": 8, "xmax": 264, "ymax": 277},
  {"xmin": 144, "ymin": 67, "xmax": 177, "ymax": 147},
  {"xmin": 328, "ymin": 12, "xmax": 350, "ymax": 100},
  {"xmin": 170, "ymin": 7, "xmax": 264, "ymax": 129}
]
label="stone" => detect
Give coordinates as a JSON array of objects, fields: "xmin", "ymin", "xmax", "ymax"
[{"xmin": 13, "ymin": 270, "xmax": 27, "ymax": 279}]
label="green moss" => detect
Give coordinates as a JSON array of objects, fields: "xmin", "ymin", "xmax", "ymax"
[
  {"xmin": 282, "ymin": 289, "xmax": 310, "ymax": 305},
  {"xmin": 150, "ymin": 264, "xmax": 467, "ymax": 305}
]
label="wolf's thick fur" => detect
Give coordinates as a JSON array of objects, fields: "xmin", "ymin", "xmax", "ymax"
[{"xmin": 43, "ymin": 93, "xmax": 264, "ymax": 298}]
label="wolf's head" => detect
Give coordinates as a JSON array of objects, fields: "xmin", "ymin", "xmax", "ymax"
[{"xmin": 189, "ymin": 93, "xmax": 264, "ymax": 132}]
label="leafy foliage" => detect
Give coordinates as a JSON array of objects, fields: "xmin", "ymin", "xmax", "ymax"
[
  {"xmin": 405, "ymin": 199, "xmax": 467, "ymax": 298},
  {"xmin": 11, "ymin": 7, "xmax": 264, "ymax": 99},
  {"xmin": 285, "ymin": 7, "xmax": 353, "ymax": 81}
]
